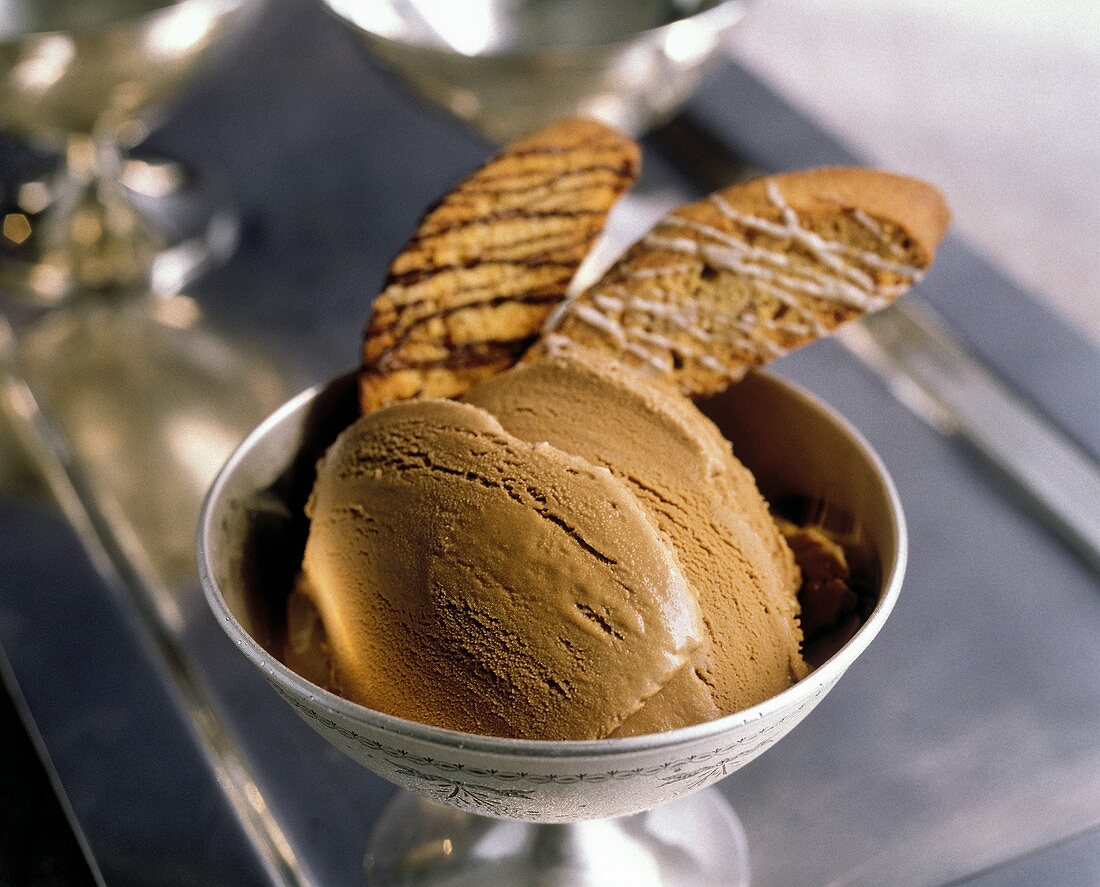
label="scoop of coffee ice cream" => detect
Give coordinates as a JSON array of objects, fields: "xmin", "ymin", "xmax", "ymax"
[
  {"xmin": 295, "ymin": 397, "xmax": 705, "ymax": 740},
  {"xmin": 289, "ymin": 354, "xmax": 808, "ymax": 739}
]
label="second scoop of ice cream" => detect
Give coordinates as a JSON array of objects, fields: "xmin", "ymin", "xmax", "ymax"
[{"xmin": 290, "ymin": 353, "xmax": 807, "ymax": 739}]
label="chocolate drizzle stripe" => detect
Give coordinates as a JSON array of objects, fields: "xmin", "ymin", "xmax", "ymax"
[
  {"xmin": 369, "ymin": 336, "xmax": 537, "ymax": 373},
  {"xmin": 382, "ymin": 283, "xmax": 571, "ymax": 331},
  {"xmin": 470, "ymin": 228, "xmax": 591, "ymax": 258},
  {"xmin": 464, "ymin": 162, "xmax": 636, "ymax": 194},
  {"xmin": 443, "ymin": 178, "xmax": 631, "ymax": 210},
  {"xmin": 387, "ymin": 228, "xmax": 591, "ymax": 284},
  {"xmin": 386, "ymin": 257, "xmax": 574, "ymax": 290},
  {"xmin": 414, "ymin": 207, "xmax": 606, "ymax": 242},
  {"xmin": 382, "ymin": 257, "xmax": 576, "ymax": 308},
  {"xmin": 489, "ymin": 136, "xmax": 629, "ymax": 160},
  {"xmin": 381, "ymin": 292, "xmax": 565, "ymax": 361},
  {"xmin": 388, "ymin": 283, "xmax": 569, "ymax": 337},
  {"xmin": 370, "ymin": 250, "xmax": 586, "ymax": 348}
]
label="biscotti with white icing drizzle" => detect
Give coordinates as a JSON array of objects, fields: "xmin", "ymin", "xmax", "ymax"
[
  {"xmin": 533, "ymin": 167, "xmax": 950, "ymax": 397},
  {"xmin": 359, "ymin": 118, "xmax": 640, "ymax": 413}
]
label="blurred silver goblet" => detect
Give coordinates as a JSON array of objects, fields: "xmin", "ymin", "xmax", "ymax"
[
  {"xmin": 199, "ymin": 370, "xmax": 905, "ymax": 885},
  {"xmin": 0, "ymin": 0, "xmax": 260, "ymax": 302},
  {"xmin": 319, "ymin": 0, "xmax": 750, "ymax": 140}
]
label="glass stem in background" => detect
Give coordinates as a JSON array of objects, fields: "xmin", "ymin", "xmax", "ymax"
[{"xmin": 34, "ymin": 130, "xmax": 161, "ymax": 294}]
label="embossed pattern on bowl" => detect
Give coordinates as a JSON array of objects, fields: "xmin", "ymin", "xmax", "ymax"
[{"xmin": 199, "ymin": 371, "xmax": 905, "ymax": 822}]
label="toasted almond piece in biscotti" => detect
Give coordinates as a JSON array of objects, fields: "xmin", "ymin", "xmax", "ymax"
[
  {"xmin": 359, "ymin": 118, "xmax": 640, "ymax": 413},
  {"xmin": 534, "ymin": 167, "xmax": 950, "ymax": 398}
]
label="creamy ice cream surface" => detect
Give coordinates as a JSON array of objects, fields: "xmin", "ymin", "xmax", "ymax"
[{"xmin": 287, "ymin": 353, "xmax": 810, "ymax": 740}]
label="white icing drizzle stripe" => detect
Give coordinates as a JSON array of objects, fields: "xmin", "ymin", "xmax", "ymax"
[
  {"xmin": 592, "ymin": 293, "xmax": 624, "ymax": 313},
  {"xmin": 849, "ymin": 207, "xmax": 883, "ymax": 237},
  {"xmin": 567, "ymin": 303, "xmax": 682, "ymax": 375},
  {"xmin": 637, "ymin": 185, "xmax": 922, "ymax": 307},
  {"xmin": 627, "ymin": 345, "xmax": 668, "ymax": 373},
  {"xmin": 752, "ymin": 279, "xmax": 830, "ymax": 337},
  {"xmin": 642, "ymin": 233, "xmax": 700, "ymax": 255},
  {"xmin": 624, "ymin": 295, "xmax": 703, "ymax": 329},
  {"xmin": 625, "ymin": 263, "xmax": 697, "ymax": 280},
  {"xmin": 572, "ymin": 284, "xmax": 774, "ymax": 371},
  {"xmin": 542, "ymin": 332, "xmax": 572, "ymax": 354},
  {"xmin": 571, "ymin": 303, "xmax": 627, "ymax": 347},
  {"xmin": 592, "ymin": 272, "xmax": 798, "ymax": 364},
  {"xmin": 854, "ymin": 252, "xmax": 925, "ymax": 279},
  {"xmin": 697, "ymin": 353, "xmax": 747, "ymax": 380},
  {"xmin": 712, "ymin": 183, "xmax": 923, "ymax": 281},
  {"xmin": 658, "ymin": 216, "xmax": 792, "ymax": 266},
  {"xmin": 629, "ymin": 327, "xmax": 681, "ymax": 353},
  {"xmin": 629, "ymin": 328, "xmax": 758, "ymax": 378},
  {"xmin": 850, "ymin": 207, "xmax": 908, "ymax": 259},
  {"xmin": 630, "ymin": 295, "xmax": 783, "ymax": 360}
]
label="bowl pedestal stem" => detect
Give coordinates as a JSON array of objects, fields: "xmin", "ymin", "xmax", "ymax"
[{"xmin": 364, "ymin": 787, "xmax": 750, "ymax": 886}]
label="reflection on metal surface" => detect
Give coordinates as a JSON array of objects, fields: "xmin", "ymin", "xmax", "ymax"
[
  {"xmin": 151, "ymin": 289, "xmax": 202, "ymax": 328},
  {"xmin": 0, "ymin": 0, "xmax": 258, "ymax": 300},
  {"xmin": 0, "ymin": 302, "xmax": 310, "ymax": 886},
  {"xmin": 17, "ymin": 181, "xmax": 51, "ymax": 214},
  {"xmin": 13, "ymin": 298, "xmax": 287, "ymax": 584},
  {"xmin": 0, "ymin": 644, "xmax": 107, "ymax": 886},
  {"xmin": 2, "ymin": 212, "xmax": 32, "ymax": 244},
  {"xmin": 322, "ymin": 0, "xmax": 750, "ymax": 139},
  {"xmin": 10, "ymin": 34, "xmax": 75, "ymax": 94},
  {"xmin": 122, "ymin": 156, "xmax": 185, "ymax": 198},
  {"xmin": 0, "ymin": 395, "xmax": 45, "ymax": 498}
]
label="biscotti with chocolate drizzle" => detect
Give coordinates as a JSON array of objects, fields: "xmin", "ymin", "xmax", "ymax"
[{"xmin": 359, "ymin": 118, "xmax": 640, "ymax": 413}]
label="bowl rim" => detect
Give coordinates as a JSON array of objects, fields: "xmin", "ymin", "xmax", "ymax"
[
  {"xmin": 318, "ymin": 0, "xmax": 750, "ymax": 60},
  {"xmin": 198, "ymin": 370, "xmax": 907, "ymax": 760}
]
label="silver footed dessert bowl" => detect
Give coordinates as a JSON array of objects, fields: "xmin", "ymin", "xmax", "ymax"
[
  {"xmin": 199, "ymin": 371, "xmax": 905, "ymax": 884},
  {"xmin": 198, "ymin": 119, "xmax": 946, "ymax": 883}
]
